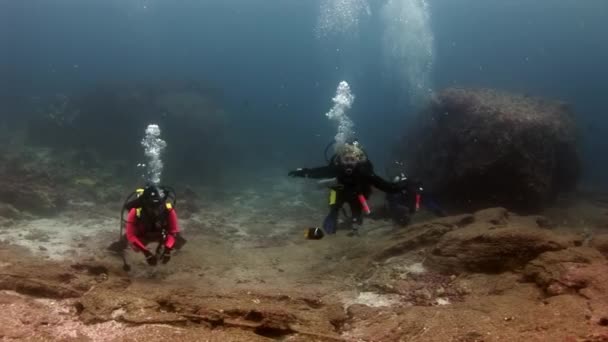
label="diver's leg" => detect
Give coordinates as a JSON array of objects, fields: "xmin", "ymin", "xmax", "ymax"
[
  {"xmin": 387, "ymin": 193, "xmax": 411, "ymax": 226},
  {"xmin": 323, "ymin": 189, "xmax": 343, "ymax": 234},
  {"xmin": 323, "ymin": 208, "xmax": 339, "ymax": 234},
  {"xmin": 392, "ymin": 204, "xmax": 411, "ymax": 226},
  {"xmin": 349, "ymin": 199, "xmax": 363, "ymax": 235}
]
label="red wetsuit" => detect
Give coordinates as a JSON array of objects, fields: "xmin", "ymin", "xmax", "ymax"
[{"xmin": 125, "ymin": 208, "xmax": 179, "ymax": 253}]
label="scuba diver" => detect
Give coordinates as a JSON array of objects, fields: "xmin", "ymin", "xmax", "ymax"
[
  {"xmin": 288, "ymin": 140, "xmax": 411, "ymax": 235},
  {"xmin": 380, "ymin": 172, "xmax": 447, "ymax": 226},
  {"xmin": 108, "ymin": 184, "xmax": 186, "ymax": 269},
  {"xmin": 374, "ymin": 160, "xmax": 447, "ymax": 226}
]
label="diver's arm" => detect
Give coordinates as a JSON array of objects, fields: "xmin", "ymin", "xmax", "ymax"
[
  {"xmin": 359, "ymin": 161, "xmax": 403, "ymax": 193},
  {"xmin": 288, "ymin": 165, "xmax": 336, "ymax": 179},
  {"xmin": 368, "ymin": 173, "xmax": 404, "ymax": 193},
  {"xmin": 125, "ymin": 209, "xmax": 148, "ymax": 252},
  {"xmin": 164, "ymin": 209, "xmax": 180, "ymax": 249}
]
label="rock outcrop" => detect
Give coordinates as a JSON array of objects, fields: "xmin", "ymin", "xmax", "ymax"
[
  {"xmin": 427, "ymin": 208, "xmax": 581, "ymax": 273},
  {"xmin": 523, "ymin": 247, "xmax": 607, "ymax": 296}
]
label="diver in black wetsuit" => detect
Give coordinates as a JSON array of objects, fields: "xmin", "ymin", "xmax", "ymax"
[{"xmin": 288, "ymin": 141, "xmax": 411, "ymax": 235}]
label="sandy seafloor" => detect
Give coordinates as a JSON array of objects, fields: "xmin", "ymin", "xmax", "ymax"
[{"xmin": 1, "ymin": 172, "xmax": 608, "ymax": 341}]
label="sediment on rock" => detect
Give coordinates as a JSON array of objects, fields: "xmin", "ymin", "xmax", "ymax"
[
  {"xmin": 523, "ymin": 247, "xmax": 608, "ymax": 297},
  {"xmin": 374, "ymin": 214, "xmax": 474, "ymax": 261},
  {"xmin": 426, "ymin": 209, "xmax": 581, "ymax": 273},
  {"xmin": 374, "ymin": 208, "xmax": 583, "ymax": 274}
]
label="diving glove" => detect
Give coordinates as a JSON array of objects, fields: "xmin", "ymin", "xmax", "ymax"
[
  {"xmin": 144, "ymin": 250, "xmax": 157, "ymax": 266},
  {"xmin": 288, "ymin": 168, "xmax": 309, "ymax": 177},
  {"xmin": 161, "ymin": 248, "xmax": 172, "ymax": 264}
]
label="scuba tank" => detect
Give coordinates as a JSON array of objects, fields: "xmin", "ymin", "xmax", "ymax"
[{"xmin": 317, "ymin": 177, "xmax": 339, "ymax": 189}]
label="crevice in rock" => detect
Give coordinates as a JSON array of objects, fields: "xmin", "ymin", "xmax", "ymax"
[
  {"xmin": 253, "ymin": 319, "xmax": 295, "ymax": 338},
  {"xmin": 71, "ymin": 263, "xmax": 108, "ymax": 276}
]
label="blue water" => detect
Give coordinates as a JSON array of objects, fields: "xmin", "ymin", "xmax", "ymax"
[{"xmin": 1, "ymin": 0, "xmax": 607, "ymax": 186}]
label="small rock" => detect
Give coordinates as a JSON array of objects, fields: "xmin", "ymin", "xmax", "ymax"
[
  {"xmin": 96, "ymin": 274, "xmax": 108, "ymax": 282},
  {"xmin": 414, "ymin": 289, "xmax": 432, "ymax": 301},
  {"xmin": 38, "ymin": 246, "xmax": 47, "ymax": 251},
  {"xmin": 346, "ymin": 304, "xmax": 379, "ymax": 319},
  {"xmin": 0, "ymin": 203, "xmax": 21, "ymax": 219},
  {"xmin": 0, "ymin": 218, "xmax": 14, "ymax": 227},
  {"xmin": 435, "ymin": 298, "xmax": 450, "ymax": 306},
  {"xmin": 590, "ymin": 234, "xmax": 608, "ymax": 256},
  {"xmin": 546, "ymin": 282, "xmax": 568, "ymax": 296}
]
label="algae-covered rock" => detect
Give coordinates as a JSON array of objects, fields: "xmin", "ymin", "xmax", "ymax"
[
  {"xmin": 0, "ymin": 151, "xmax": 67, "ymax": 216},
  {"xmin": 394, "ymin": 87, "xmax": 580, "ymax": 212},
  {"xmin": 0, "ymin": 183, "xmax": 66, "ymax": 216}
]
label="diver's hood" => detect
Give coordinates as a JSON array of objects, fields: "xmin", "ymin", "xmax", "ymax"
[
  {"xmin": 335, "ymin": 142, "xmax": 367, "ymax": 166},
  {"xmin": 137, "ymin": 185, "xmax": 167, "ymax": 212}
]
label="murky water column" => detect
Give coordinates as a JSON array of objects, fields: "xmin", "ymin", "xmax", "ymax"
[
  {"xmin": 381, "ymin": 0, "xmax": 435, "ymax": 106},
  {"xmin": 317, "ymin": 0, "xmax": 435, "ymax": 105}
]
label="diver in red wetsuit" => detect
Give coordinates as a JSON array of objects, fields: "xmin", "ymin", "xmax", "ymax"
[{"xmin": 126, "ymin": 185, "xmax": 185, "ymax": 266}]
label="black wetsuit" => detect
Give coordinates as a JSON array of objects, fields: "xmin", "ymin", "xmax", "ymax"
[{"xmin": 289, "ymin": 157, "xmax": 405, "ymax": 233}]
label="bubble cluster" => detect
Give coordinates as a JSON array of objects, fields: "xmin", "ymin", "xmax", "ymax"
[
  {"xmin": 325, "ymin": 81, "xmax": 356, "ymax": 149},
  {"xmin": 316, "ymin": 0, "xmax": 371, "ymax": 38},
  {"xmin": 141, "ymin": 124, "xmax": 167, "ymax": 185},
  {"xmin": 381, "ymin": 0, "xmax": 435, "ymax": 105},
  {"xmin": 316, "ymin": 0, "xmax": 435, "ymax": 106}
]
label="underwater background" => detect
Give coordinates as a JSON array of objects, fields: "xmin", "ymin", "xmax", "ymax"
[
  {"xmin": 1, "ymin": 0, "xmax": 606, "ymax": 188},
  {"xmin": 2, "ymin": 1, "xmax": 608, "ymax": 341}
]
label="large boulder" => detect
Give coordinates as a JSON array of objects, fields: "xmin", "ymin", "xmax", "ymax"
[{"xmin": 393, "ymin": 88, "xmax": 580, "ymax": 212}]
